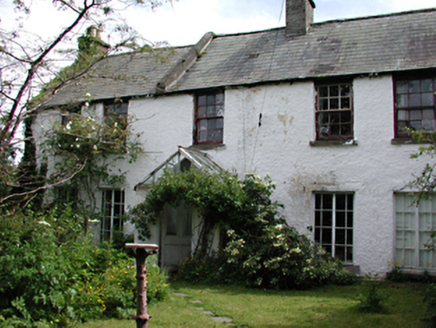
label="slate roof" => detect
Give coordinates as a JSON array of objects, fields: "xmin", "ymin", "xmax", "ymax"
[
  {"xmin": 45, "ymin": 8, "xmax": 436, "ymax": 107},
  {"xmin": 45, "ymin": 47, "xmax": 190, "ymax": 107}
]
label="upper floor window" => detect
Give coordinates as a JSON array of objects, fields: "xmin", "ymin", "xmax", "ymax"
[
  {"xmin": 60, "ymin": 105, "xmax": 81, "ymax": 126},
  {"xmin": 394, "ymin": 76, "xmax": 435, "ymax": 138},
  {"xmin": 104, "ymin": 99, "xmax": 128, "ymax": 128},
  {"xmin": 315, "ymin": 82, "xmax": 353, "ymax": 140},
  {"xmin": 194, "ymin": 91, "xmax": 224, "ymax": 145}
]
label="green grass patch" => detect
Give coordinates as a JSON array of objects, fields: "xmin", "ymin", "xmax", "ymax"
[{"xmin": 75, "ymin": 281, "xmax": 430, "ymax": 327}]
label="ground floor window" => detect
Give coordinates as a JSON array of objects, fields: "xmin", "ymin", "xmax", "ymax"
[
  {"xmin": 101, "ymin": 189, "xmax": 125, "ymax": 241},
  {"xmin": 395, "ymin": 193, "xmax": 436, "ymax": 269},
  {"xmin": 314, "ymin": 192, "xmax": 354, "ymax": 263}
]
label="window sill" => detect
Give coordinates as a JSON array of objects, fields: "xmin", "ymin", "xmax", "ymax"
[
  {"xmin": 190, "ymin": 143, "xmax": 226, "ymax": 151},
  {"xmin": 310, "ymin": 139, "xmax": 358, "ymax": 147},
  {"xmin": 391, "ymin": 138, "xmax": 431, "ymax": 145},
  {"xmin": 343, "ymin": 264, "xmax": 360, "ymax": 275}
]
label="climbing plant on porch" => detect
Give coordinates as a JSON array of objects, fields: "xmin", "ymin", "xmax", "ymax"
[{"xmin": 130, "ymin": 168, "xmax": 356, "ymax": 289}]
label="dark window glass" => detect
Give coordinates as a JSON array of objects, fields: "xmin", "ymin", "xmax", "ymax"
[
  {"xmin": 394, "ymin": 76, "xmax": 436, "ymax": 137},
  {"xmin": 195, "ymin": 91, "xmax": 224, "ymax": 144},
  {"xmin": 101, "ymin": 189, "xmax": 125, "ymax": 241},
  {"xmin": 314, "ymin": 193, "xmax": 354, "ymax": 263}
]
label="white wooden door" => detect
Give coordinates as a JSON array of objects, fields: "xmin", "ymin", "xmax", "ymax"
[{"xmin": 161, "ymin": 204, "xmax": 192, "ymax": 272}]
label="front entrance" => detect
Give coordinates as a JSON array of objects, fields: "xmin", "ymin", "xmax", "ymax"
[{"xmin": 160, "ymin": 204, "xmax": 192, "ymax": 272}]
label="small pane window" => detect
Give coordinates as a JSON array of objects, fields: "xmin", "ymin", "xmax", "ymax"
[
  {"xmin": 101, "ymin": 189, "xmax": 125, "ymax": 241},
  {"xmin": 395, "ymin": 193, "xmax": 436, "ymax": 269},
  {"xmin": 195, "ymin": 91, "xmax": 224, "ymax": 145},
  {"xmin": 314, "ymin": 192, "xmax": 354, "ymax": 263},
  {"xmin": 316, "ymin": 82, "xmax": 353, "ymax": 140},
  {"xmin": 394, "ymin": 76, "xmax": 436, "ymax": 138},
  {"xmin": 104, "ymin": 100, "xmax": 128, "ymax": 128}
]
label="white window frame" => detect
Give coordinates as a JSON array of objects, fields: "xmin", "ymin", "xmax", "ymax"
[
  {"xmin": 395, "ymin": 193, "xmax": 436, "ymax": 271},
  {"xmin": 314, "ymin": 192, "xmax": 354, "ymax": 263},
  {"xmin": 101, "ymin": 189, "xmax": 125, "ymax": 241}
]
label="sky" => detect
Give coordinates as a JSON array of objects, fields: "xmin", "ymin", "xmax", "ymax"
[{"xmin": 1, "ymin": 0, "xmax": 436, "ymax": 48}]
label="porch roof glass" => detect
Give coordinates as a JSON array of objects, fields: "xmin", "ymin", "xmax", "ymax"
[{"xmin": 135, "ymin": 146, "xmax": 223, "ymax": 188}]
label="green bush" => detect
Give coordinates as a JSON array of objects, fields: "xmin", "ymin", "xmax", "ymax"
[
  {"xmin": 358, "ymin": 278, "xmax": 388, "ymax": 313},
  {"xmin": 0, "ymin": 206, "xmax": 170, "ymax": 327},
  {"xmin": 423, "ymin": 283, "xmax": 436, "ymax": 324},
  {"xmin": 224, "ymin": 223, "xmax": 356, "ymax": 289}
]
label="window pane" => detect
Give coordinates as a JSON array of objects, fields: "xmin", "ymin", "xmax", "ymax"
[
  {"xmin": 396, "ymin": 81, "xmax": 408, "ymax": 94},
  {"xmin": 336, "ymin": 229, "xmax": 345, "ymax": 244},
  {"xmin": 206, "ymin": 95, "xmax": 215, "ymax": 105},
  {"xmin": 336, "ymin": 212, "xmax": 346, "ymax": 227},
  {"xmin": 198, "ymin": 95, "xmax": 206, "ymax": 106},
  {"xmin": 322, "ymin": 194, "xmax": 333, "ymax": 209},
  {"xmin": 331, "ymin": 124, "xmax": 340, "ymax": 135},
  {"xmin": 340, "ymin": 84, "xmax": 350, "ymax": 97},
  {"xmin": 424, "ymin": 109, "xmax": 435, "ymax": 121},
  {"xmin": 422, "ymin": 79, "xmax": 433, "ymax": 92},
  {"xmin": 215, "ymin": 130, "xmax": 223, "ymax": 142},
  {"xmin": 409, "ymin": 94, "xmax": 421, "ymax": 107},
  {"xmin": 320, "ymin": 99, "xmax": 329, "ymax": 110},
  {"xmin": 319, "ymin": 86, "xmax": 329, "ymax": 97},
  {"xmin": 409, "ymin": 80, "xmax": 420, "ymax": 93},
  {"xmin": 347, "ymin": 194, "xmax": 354, "ymax": 210},
  {"xmin": 341, "ymin": 97, "xmax": 350, "ymax": 109},
  {"xmin": 217, "ymin": 105, "xmax": 224, "ymax": 116},
  {"xmin": 336, "ymin": 194, "xmax": 346, "ymax": 210},
  {"xmin": 422, "ymin": 93, "xmax": 434, "ymax": 106},
  {"xmin": 335, "ymin": 246, "xmax": 345, "ymax": 261},
  {"xmin": 207, "ymin": 106, "xmax": 217, "ymax": 116},
  {"xmin": 322, "ymin": 210, "xmax": 332, "ymax": 226},
  {"xmin": 199, "ymin": 130, "xmax": 207, "ymax": 142},
  {"xmin": 315, "ymin": 227, "xmax": 320, "ymax": 242},
  {"xmin": 330, "ymin": 98, "xmax": 339, "ymax": 109},
  {"xmin": 330, "ymin": 85, "xmax": 339, "ymax": 97},
  {"xmin": 216, "ymin": 93, "xmax": 224, "ymax": 104},
  {"xmin": 315, "ymin": 194, "xmax": 322, "ymax": 209},
  {"xmin": 398, "ymin": 110, "xmax": 408, "ymax": 120},
  {"xmin": 347, "ymin": 229, "xmax": 353, "ymax": 243},
  {"xmin": 410, "ymin": 110, "xmax": 422, "ymax": 120},
  {"xmin": 397, "ymin": 94, "xmax": 408, "ymax": 108},
  {"xmin": 321, "ymin": 228, "xmax": 332, "ymax": 244},
  {"xmin": 410, "ymin": 120, "xmax": 422, "ymax": 130},
  {"xmin": 315, "ymin": 211, "xmax": 321, "ymax": 226},
  {"xmin": 423, "ymin": 119, "xmax": 435, "ymax": 132},
  {"xmin": 198, "ymin": 107, "xmax": 206, "ymax": 118}
]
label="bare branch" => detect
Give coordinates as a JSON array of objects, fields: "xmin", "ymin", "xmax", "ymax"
[{"xmin": 0, "ymin": 159, "xmax": 87, "ymax": 204}]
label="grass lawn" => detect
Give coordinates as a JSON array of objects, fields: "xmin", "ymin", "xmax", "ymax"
[{"xmin": 75, "ymin": 281, "xmax": 431, "ymax": 327}]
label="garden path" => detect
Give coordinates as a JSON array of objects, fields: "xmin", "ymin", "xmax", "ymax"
[{"xmin": 173, "ymin": 292, "xmax": 234, "ymax": 324}]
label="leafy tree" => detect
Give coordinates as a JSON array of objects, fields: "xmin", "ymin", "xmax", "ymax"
[
  {"xmin": 409, "ymin": 131, "xmax": 436, "ymax": 203},
  {"xmin": 0, "ymin": 0, "xmax": 172, "ymax": 206}
]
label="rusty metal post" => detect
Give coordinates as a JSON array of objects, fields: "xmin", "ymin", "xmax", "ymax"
[{"xmin": 125, "ymin": 244, "xmax": 159, "ymax": 328}]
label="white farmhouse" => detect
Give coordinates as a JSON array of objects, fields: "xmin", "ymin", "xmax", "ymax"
[{"xmin": 33, "ymin": 0, "xmax": 436, "ymax": 276}]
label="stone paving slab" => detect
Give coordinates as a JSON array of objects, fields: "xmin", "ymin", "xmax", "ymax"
[
  {"xmin": 173, "ymin": 293, "xmax": 189, "ymax": 297},
  {"xmin": 212, "ymin": 316, "xmax": 233, "ymax": 323}
]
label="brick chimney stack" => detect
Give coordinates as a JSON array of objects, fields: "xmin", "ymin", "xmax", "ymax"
[{"xmin": 286, "ymin": 0, "xmax": 316, "ymax": 37}]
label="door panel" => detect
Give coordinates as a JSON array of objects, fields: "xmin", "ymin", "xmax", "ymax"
[{"xmin": 161, "ymin": 204, "xmax": 192, "ymax": 271}]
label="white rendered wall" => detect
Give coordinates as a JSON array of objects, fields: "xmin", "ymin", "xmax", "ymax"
[{"xmin": 34, "ymin": 74, "xmax": 430, "ymax": 276}]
